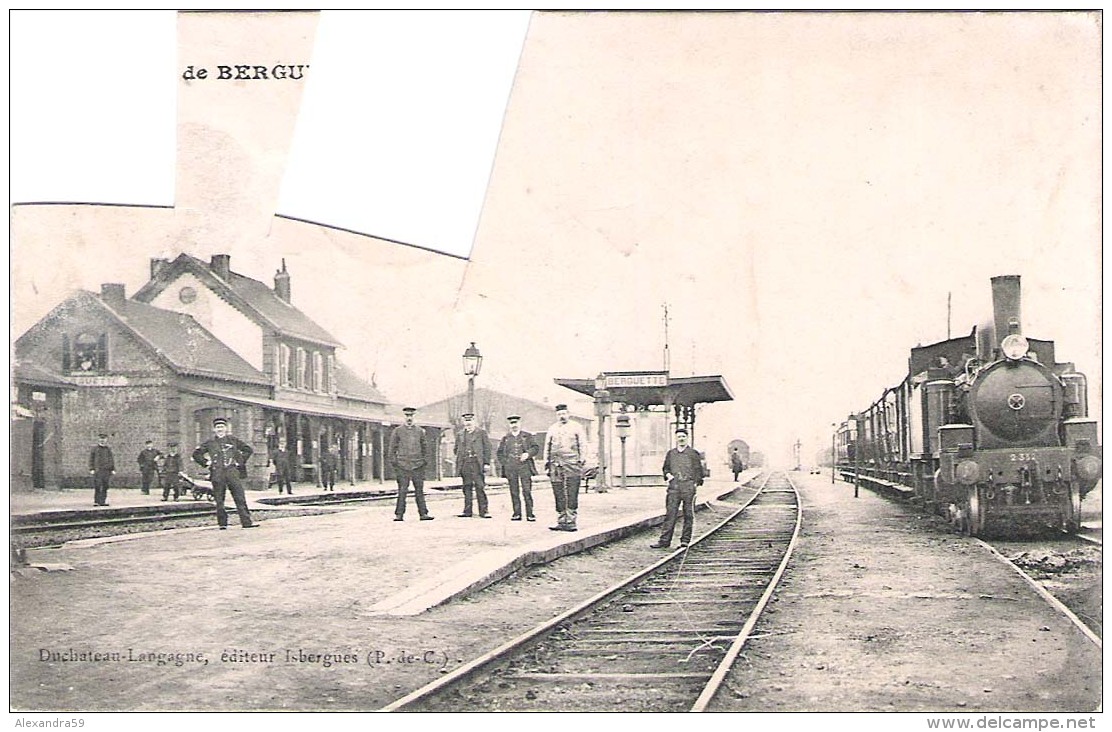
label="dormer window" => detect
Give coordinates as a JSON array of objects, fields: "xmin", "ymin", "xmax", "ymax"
[{"xmin": 63, "ymin": 332, "xmax": 108, "ymax": 373}]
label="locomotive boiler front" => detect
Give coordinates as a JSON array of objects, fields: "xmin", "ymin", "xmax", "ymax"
[{"xmin": 966, "ymin": 359, "xmax": 1062, "ymax": 449}]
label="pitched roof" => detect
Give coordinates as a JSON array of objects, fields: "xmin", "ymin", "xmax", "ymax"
[
  {"xmin": 13, "ymin": 362, "xmax": 75, "ymax": 389},
  {"xmin": 418, "ymin": 387, "xmax": 592, "ymax": 437},
  {"xmin": 333, "ymin": 360, "xmax": 389, "ymax": 405},
  {"xmin": 133, "ymin": 254, "xmax": 341, "ymax": 347},
  {"xmin": 103, "ymin": 295, "xmax": 271, "ymax": 386}
]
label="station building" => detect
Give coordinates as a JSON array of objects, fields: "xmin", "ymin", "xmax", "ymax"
[{"xmin": 12, "ymin": 253, "xmax": 447, "ymax": 491}]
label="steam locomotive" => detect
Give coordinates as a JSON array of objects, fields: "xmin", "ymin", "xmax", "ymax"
[{"xmin": 835, "ymin": 275, "xmax": 1101, "ymax": 537}]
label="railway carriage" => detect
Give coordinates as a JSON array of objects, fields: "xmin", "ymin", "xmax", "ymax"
[{"xmin": 836, "ymin": 276, "xmax": 1100, "ymax": 537}]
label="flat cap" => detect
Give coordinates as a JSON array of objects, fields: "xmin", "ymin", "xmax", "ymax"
[{"xmin": 554, "ymin": 404, "xmax": 568, "ymax": 411}]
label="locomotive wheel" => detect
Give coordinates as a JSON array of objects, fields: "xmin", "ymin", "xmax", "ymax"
[{"xmin": 962, "ymin": 485, "xmax": 984, "ymax": 537}]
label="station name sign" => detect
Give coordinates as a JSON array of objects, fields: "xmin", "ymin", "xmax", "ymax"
[{"xmin": 604, "ymin": 372, "xmax": 669, "ymax": 388}]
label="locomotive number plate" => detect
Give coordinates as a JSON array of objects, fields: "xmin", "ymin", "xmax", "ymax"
[{"xmin": 1008, "ymin": 453, "xmax": 1036, "ymax": 462}]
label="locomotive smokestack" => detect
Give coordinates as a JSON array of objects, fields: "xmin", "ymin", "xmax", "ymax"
[{"xmin": 991, "ymin": 275, "xmax": 1022, "ymax": 339}]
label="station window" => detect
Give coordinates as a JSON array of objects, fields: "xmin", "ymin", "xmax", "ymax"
[
  {"xmin": 64, "ymin": 332, "xmax": 108, "ymax": 373},
  {"xmin": 278, "ymin": 343, "xmax": 291, "ymax": 387},
  {"xmin": 313, "ymin": 352, "xmax": 324, "ymax": 392}
]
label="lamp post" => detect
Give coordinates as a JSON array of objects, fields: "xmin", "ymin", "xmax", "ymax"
[
  {"xmin": 462, "ymin": 342, "xmax": 482, "ymax": 416},
  {"xmin": 593, "ymin": 373, "xmax": 611, "ymax": 493},
  {"xmin": 831, "ymin": 423, "xmax": 836, "ymax": 485},
  {"xmin": 615, "ymin": 413, "xmax": 631, "ymax": 490}
]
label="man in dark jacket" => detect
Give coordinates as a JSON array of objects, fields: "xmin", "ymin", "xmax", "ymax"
[
  {"xmin": 161, "ymin": 442, "xmax": 183, "ymax": 501},
  {"xmin": 497, "ymin": 415, "xmax": 538, "ymax": 521},
  {"xmin": 192, "ymin": 417, "xmax": 256, "ymax": 530},
  {"xmin": 137, "ymin": 439, "xmax": 162, "ymax": 495},
  {"xmin": 89, "ymin": 433, "xmax": 115, "ymax": 506},
  {"xmin": 272, "ymin": 446, "xmax": 294, "ymax": 495},
  {"xmin": 455, "ymin": 413, "xmax": 492, "ymax": 518},
  {"xmin": 651, "ymin": 428, "xmax": 705, "ymax": 549},
  {"xmin": 388, "ymin": 407, "xmax": 432, "ymax": 521},
  {"xmin": 321, "ymin": 444, "xmax": 339, "ymax": 491}
]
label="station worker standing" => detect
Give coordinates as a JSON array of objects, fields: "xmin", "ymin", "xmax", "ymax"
[
  {"xmin": 88, "ymin": 432, "xmax": 115, "ymax": 507},
  {"xmin": 272, "ymin": 444, "xmax": 294, "ymax": 495},
  {"xmin": 455, "ymin": 413, "xmax": 492, "ymax": 518},
  {"xmin": 161, "ymin": 442, "xmax": 183, "ymax": 502},
  {"xmin": 192, "ymin": 417, "xmax": 257, "ymax": 530},
  {"xmin": 497, "ymin": 415, "xmax": 539, "ymax": 521},
  {"xmin": 651, "ymin": 428, "xmax": 705, "ymax": 549},
  {"xmin": 321, "ymin": 444, "xmax": 340, "ymax": 491},
  {"xmin": 543, "ymin": 404, "xmax": 592, "ymax": 532},
  {"xmin": 388, "ymin": 407, "xmax": 433, "ymax": 521},
  {"xmin": 137, "ymin": 439, "xmax": 162, "ymax": 496}
]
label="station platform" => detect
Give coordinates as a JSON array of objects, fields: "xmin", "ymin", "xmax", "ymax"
[{"xmin": 11, "ymin": 470, "xmax": 764, "ymax": 712}]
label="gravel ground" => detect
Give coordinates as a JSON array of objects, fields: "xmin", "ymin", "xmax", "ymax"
[
  {"xmin": 708, "ymin": 473, "xmax": 1101, "ymax": 712},
  {"xmin": 10, "ymin": 483, "xmax": 727, "ymax": 711},
  {"xmin": 11, "ymin": 476, "xmax": 1099, "ymax": 712}
]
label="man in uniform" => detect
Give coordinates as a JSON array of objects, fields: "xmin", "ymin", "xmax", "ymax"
[
  {"xmin": 161, "ymin": 442, "xmax": 183, "ymax": 501},
  {"xmin": 89, "ymin": 433, "xmax": 115, "ymax": 507},
  {"xmin": 321, "ymin": 444, "xmax": 340, "ymax": 491},
  {"xmin": 388, "ymin": 407, "xmax": 433, "ymax": 521},
  {"xmin": 192, "ymin": 417, "xmax": 257, "ymax": 530},
  {"xmin": 497, "ymin": 414, "xmax": 539, "ymax": 521},
  {"xmin": 272, "ymin": 444, "xmax": 294, "ymax": 495},
  {"xmin": 543, "ymin": 404, "xmax": 592, "ymax": 532},
  {"xmin": 455, "ymin": 413, "xmax": 492, "ymax": 518},
  {"xmin": 651, "ymin": 428, "xmax": 705, "ymax": 549},
  {"xmin": 137, "ymin": 439, "xmax": 162, "ymax": 495}
]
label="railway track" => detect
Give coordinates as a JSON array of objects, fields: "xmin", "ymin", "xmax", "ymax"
[
  {"xmin": 11, "ymin": 504, "xmax": 217, "ymax": 535},
  {"xmin": 385, "ymin": 471, "xmax": 801, "ymax": 713}
]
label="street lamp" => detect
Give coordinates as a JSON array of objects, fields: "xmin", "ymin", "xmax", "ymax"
[
  {"xmin": 831, "ymin": 422, "xmax": 837, "ymax": 485},
  {"xmin": 462, "ymin": 342, "xmax": 482, "ymax": 415},
  {"xmin": 615, "ymin": 413, "xmax": 631, "ymax": 490},
  {"xmin": 593, "ymin": 373, "xmax": 611, "ymax": 493}
]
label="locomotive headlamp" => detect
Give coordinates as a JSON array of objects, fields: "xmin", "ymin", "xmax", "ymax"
[
  {"xmin": 1074, "ymin": 455, "xmax": 1101, "ymax": 485},
  {"xmin": 1001, "ymin": 334, "xmax": 1029, "ymax": 361},
  {"xmin": 955, "ymin": 459, "xmax": 981, "ymax": 486}
]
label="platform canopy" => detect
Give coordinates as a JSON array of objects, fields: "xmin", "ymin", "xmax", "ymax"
[{"xmin": 553, "ymin": 371, "xmax": 733, "ymax": 408}]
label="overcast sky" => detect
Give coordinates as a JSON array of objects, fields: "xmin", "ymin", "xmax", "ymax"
[{"xmin": 10, "ymin": 11, "xmax": 1102, "ymax": 467}]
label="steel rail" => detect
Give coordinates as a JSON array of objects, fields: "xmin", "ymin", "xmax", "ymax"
[
  {"xmin": 382, "ymin": 471, "xmax": 793, "ymax": 712},
  {"xmin": 690, "ymin": 471, "xmax": 803, "ymax": 711},
  {"xmin": 975, "ymin": 538, "xmax": 1102, "ymax": 650}
]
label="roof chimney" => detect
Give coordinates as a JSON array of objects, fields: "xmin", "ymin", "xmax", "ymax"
[
  {"xmin": 100, "ymin": 283, "xmax": 127, "ymax": 310},
  {"xmin": 210, "ymin": 254, "xmax": 231, "ymax": 281},
  {"xmin": 274, "ymin": 258, "xmax": 291, "ymax": 304},
  {"xmin": 150, "ymin": 257, "xmax": 170, "ymax": 280}
]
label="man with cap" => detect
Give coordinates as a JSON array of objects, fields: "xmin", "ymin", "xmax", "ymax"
[
  {"xmin": 650, "ymin": 428, "xmax": 705, "ymax": 549},
  {"xmin": 192, "ymin": 417, "xmax": 257, "ymax": 530},
  {"xmin": 388, "ymin": 407, "xmax": 433, "ymax": 521},
  {"xmin": 455, "ymin": 413, "xmax": 492, "ymax": 518},
  {"xmin": 161, "ymin": 441, "xmax": 183, "ymax": 501},
  {"xmin": 497, "ymin": 415, "xmax": 539, "ymax": 521},
  {"xmin": 542, "ymin": 405, "xmax": 592, "ymax": 532},
  {"xmin": 88, "ymin": 433, "xmax": 115, "ymax": 506},
  {"xmin": 271, "ymin": 443, "xmax": 295, "ymax": 495},
  {"xmin": 137, "ymin": 439, "xmax": 162, "ymax": 495}
]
